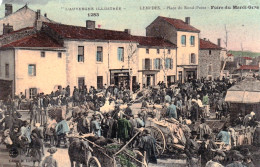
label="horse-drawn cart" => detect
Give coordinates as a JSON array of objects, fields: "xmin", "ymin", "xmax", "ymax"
[
  {"xmin": 68, "ymin": 133, "xmax": 147, "ymax": 167},
  {"xmin": 145, "ymin": 118, "xmax": 187, "ymax": 156}
]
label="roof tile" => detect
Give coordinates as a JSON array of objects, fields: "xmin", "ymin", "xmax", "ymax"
[{"xmin": 200, "ymin": 39, "xmax": 222, "ymax": 50}]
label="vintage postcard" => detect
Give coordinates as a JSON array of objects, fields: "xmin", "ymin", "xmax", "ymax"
[{"xmin": 0, "ymin": 0, "xmax": 259, "ymax": 166}]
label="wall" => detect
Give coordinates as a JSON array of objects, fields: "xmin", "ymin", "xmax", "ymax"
[
  {"xmin": 14, "ymin": 49, "xmax": 66, "ymax": 96},
  {"xmin": 0, "ymin": 49, "xmax": 15, "ymax": 81},
  {"xmin": 0, "ymin": 7, "xmax": 50, "ymax": 35},
  {"xmin": 146, "ymin": 18, "xmax": 177, "ymax": 45},
  {"xmin": 199, "ymin": 49, "xmax": 221, "ymax": 79},
  {"xmin": 137, "ymin": 47, "xmax": 176, "ymax": 86},
  {"xmin": 64, "ymin": 40, "xmax": 139, "ymax": 89}
]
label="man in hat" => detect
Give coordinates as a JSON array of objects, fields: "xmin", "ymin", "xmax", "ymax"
[
  {"xmin": 185, "ymin": 131, "xmax": 199, "ymax": 167},
  {"xmin": 226, "ymin": 153, "xmax": 245, "ymax": 167},
  {"xmin": 125, "ymin": 103, "xmax": 133, "ymax": 117},
  {"xmin": 217, "ymin": 126, "xmax": 231, "ymax": 146},
  {"xmin": 91, "ymin": 115, "xmax": 101, "ymax": 137},
  {"xmin": 243, "ymin": 112, "xmax": 256, "ymax": 127},
  {"xmin": 55, "ymin": 118, "xmax": 69, "ymax": 148},
  {"xmin": 166, "ymin": 99, "xmax": 177, "ymax": 119},
  {"xmin": 20, "ymin": 120, "xmax": 32, "ymax": 143},
  {"xmin": 42, "ymin": 147, "xmax": 58, "ymax": 167},
  {"xmin": 190, "ymin": 99, "xmax": 199, "ymax": 122},
  {"xmin": 198, "ymin": 134, "xmax": 218, "ymax": 167},
  {"xmin": 0, "ymin": 111, "xmax": 14, "ymax": 130},
  {"xmin": 139, "ymin": 128, "xmax": 157, "ymax": 164},
  {"xmin": 196, "ymin": 118, "xmax": 212, "ymax": 140},
  {"xmin": 205, "ymin": 150, "xmax": 225, "ymax": 167},
  {"xmin": 253, "ymin": 122, "xmax": 260, "ymax": 147}
]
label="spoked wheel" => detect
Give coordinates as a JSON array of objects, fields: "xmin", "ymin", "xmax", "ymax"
[
  {"xmin": 88, "ymin": 156, "xmax": 101, "ymax": 167},
  {"xmin": 146, "ymin": 126, "xmax": 166, "ymax": 156}
]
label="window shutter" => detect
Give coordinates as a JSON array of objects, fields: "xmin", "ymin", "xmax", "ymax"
[
  {"xmin": 153, "ymin": 59, "xmax": 156, "ymax": 70},
  {"xmin": 142, "ymin": 59, "xmax": 145, "ymax": 70},
  {"xmin": 189, "ymin": 54, "xmax": 191, "ymax": 64},
  {"xmin": 150, "ymin": 59, "xmax": 152, "ymax": 70},
  {"xmin": 170, "ymin": 58, "xmax": 173, "ymax": 69}
]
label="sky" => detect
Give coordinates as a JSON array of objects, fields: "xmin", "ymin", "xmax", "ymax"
[{"xmin": 0, "ymin": 0, "xmax": 260, "ymax": 52}]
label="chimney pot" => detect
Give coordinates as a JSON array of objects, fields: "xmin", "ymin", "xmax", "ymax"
[
  {"xmin": 185, "ymin": 17, "xmax": 190, "ymax": 25},
  {"xmin": 44, "ymin": 13, "xmax": 47, "ymax": 17},
  {"xmin": 124, "ymin": 29, "xmax": 131, "ymax": 35},
  {"xmin": 86, "ymin": 20, "xmax": 95, "ymax": 29},
  {"xmin": 36, "ymin": 9, "xmax": 41, "ymax": 20},
  {"xmin": 5, "ymin": 4, "xmax": 13, "ymax": 17},
  {"xmin": 217, "ymin": 38, "xmax": 221, "ymax": 47}
]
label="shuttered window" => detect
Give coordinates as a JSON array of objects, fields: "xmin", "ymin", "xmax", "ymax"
[{"xmin": 117, "ymin": 47, "xmax": 124, "ymax": 62}]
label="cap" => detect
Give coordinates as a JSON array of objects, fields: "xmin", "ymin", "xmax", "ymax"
[{"xmin": 47, "ymin": 147, "xmax": 57, "ymax": 154}]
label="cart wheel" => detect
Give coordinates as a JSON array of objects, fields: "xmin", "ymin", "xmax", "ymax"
[
  {"xmin": 88, "ymin": 156, "xmax": 101, "ymax": 167},
  {"xmin": 146, "ymin": 126, "xmax": 166, "ymax": 156}
]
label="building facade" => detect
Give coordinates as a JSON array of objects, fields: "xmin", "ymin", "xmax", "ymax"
[
  {"xmin": 146, "ymin": 16, "xmax": 200, "ymax": 82},
  {"xmin": 199, "ymin": 38, "xmax": 223, "ymax": 80}
]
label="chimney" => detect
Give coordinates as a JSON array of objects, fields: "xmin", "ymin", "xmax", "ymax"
[
  {"xmin": 36, "ymin": 9, "xmax": 41, "ymax": 20},
  {"xmin": 203, "ymin": 38, "xmax": 206, "ymax": 41},
  {"xmin": 185, "ymin": 17, "xmax": 190, "ymax": 25},
  {"xmin": 5, "ymin": 4, "xmax": 13, "ymax": 17},
  {"xmin": 124, "ymin": 29, "xmax": 131, "ymax": 35},
  {"xmin": 217, "ymin": 38, "xmax": 221, "ymax": 47},
  {"xmin": 3, "ymin": 23, "xmax": 14, "ymax": 35},
  {"xmin": 86, "ymin": 20, "xmax": 95, "ymax": 29},
  {"xmin": 44, "ymin": 13, "xmax": 47, "ymax": 17}
]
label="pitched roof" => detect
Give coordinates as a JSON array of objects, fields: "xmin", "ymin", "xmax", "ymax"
[
  {"xmin": 159, "ymin": 16, "xmax": 200, "ymax": 33},
  {"xmin": 43, "ymin": 22, "xmax": 132, "ymax": 41},
  {"xmin": 0, "ymin": 27, "xmax": 34, "ymax": 38},
  {"xmin": 1, "ymin": 32, "xmax": 63, "ymax": 48},
  {"xmin": 238, "ymin": 65, "xmax": 259, "ymax": 70},
  {"xmin": 132, "ymin": 36, "xmax": 176, "ymax": 48},
  {"xmin": 243, "ymin": 57, "xmax": 252, "ymax": 60},
  {"xmin": 43, "ymin": 22, "xmax": 176, "ymax": 48},
  {"xmin": 200, "ymin": 39, "xmax": 222, "ymax": 50}
]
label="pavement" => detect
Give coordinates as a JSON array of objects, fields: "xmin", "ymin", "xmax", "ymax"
[{"xmin": 0, "ymin": 103, "xmax": 187, "ymax": 167}]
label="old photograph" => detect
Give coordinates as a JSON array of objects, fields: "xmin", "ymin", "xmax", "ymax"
[{"xmin": 0, "ymin": 0, "xmax": 259, "ymax": 166}]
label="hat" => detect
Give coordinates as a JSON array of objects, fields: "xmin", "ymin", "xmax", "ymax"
[
  {"xmin": 203, "ymin": 134, "xmax": 210, "ymax": 140},
  {"xmin": 234, "ymin": 153, "xmax": 244, "ymax": 161},
  {"xmin": 47, "ymin": 147, "xmax": 57, "ymax": 154},
  {"xmin": 143, "ymin": 128, "xmax": 151, "ymax": 135},
  {"xmin": 35, "ymin": 123, "xmax": 40, "ymax": 127},
  {"xmin": 215, "ymin": 150, "xmax": 226, "ymax": 157},
  {"xmin": 191, "ymin": 131, "xmax": 198, "ymax": 136},
  {"xmin": 191, "ymin": 99, "xmax": 197, "ymax": 103}
]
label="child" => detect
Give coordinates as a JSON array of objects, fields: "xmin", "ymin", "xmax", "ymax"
[{"xmin": 41, "ymin": 147, "xmax": 58, "ymax": 167}]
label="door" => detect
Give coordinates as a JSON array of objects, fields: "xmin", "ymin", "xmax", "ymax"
[
  {"xmin": 0, "ymin": 80, "xmax": 12, "ymax": 100},
  {"xmin": 78, "ymin": 77, "xmax": 85, "ymax": 89},
  {"xmin": 97, "ymin": 76, "xmax": 103, "ymax": 89},
  {"xmin": 147, "ymin": 76, "xmax": 151, "ymax": 86},
  {"xmin": 178, "ymin": 71, "xmax": 182, "ymax": 83}
]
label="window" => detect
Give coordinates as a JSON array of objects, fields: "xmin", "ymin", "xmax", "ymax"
[
  {"xmin": 41, "ymin": 51, "xmax": 45, "ymax": 58},
  {"xmin": 209, "ymin": 50, "xmax": 212, "ymax": 55},
  {"xmin": 190, "ymin": 36, "xmax": 195, "ymax": 46},
  {"xmin": 29, "ymin": 88, "xmax": 37, "ymax": 99},
  {"xmin": 97, "ymin": 76, "xmax": 103, "ymax": 89},
  {"xmin": 146, "ymin": 48, "xmax": 149, "ymax": 54},
  {"xmin": 157, "ymin": 49, "xmax": 160, "ymax": 54},
  {"xmin": 165, "ymin": 58, "xmax": 173, "ymax": 69},
  {"xmin": 154, "ymin": 58, "xmax": 161, "ymax": 70},
  {"xmin": 190, "ymin": 53, "xmax": 196, "ymax": 64},
  {"xmin": 78, "ymin": 77, "xmax": 85, "ymax": 89},
  {"xmin": 117, "ymin": 47, "xmax": 124, "ymax": 62},
  {"xmin": 58, "ymin": 52, "xmax": 62, "ymax": 58},
  {"xmin": 145, "ymin": 58, "xmax": 151, "ymax": 70},
  {"xmin": 78, "ymin": 46, "xmax": 84, "ymax": 62},
  {"xmin": 208, "ymin": 64, "xmax": 212, "ymax": 75},
  {"xmin": 5, "ymin": 64, "xmax": 9, "ymax": 78},
  {"xmin": 28, "ymin": 64, "xmax": 36, "ymax": 76},
  {"xmin": 96, "ymin": 46, "xmax": 103, "ymax": 62},
  {"xmin": 181, "ymin": 35, "xmax": 186, "ymax": 46},
  {"xmin": 168, "ymin": 49, "xmax": 171, "ymax": 54}
]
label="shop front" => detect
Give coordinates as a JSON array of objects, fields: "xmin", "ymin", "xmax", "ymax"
[
  {"xmin": 110, "ymin": 69, "xmax": 130, "ymax": 88},
  {"xmin": 138, "ymin": 70, "xmax": 159, "ymax": 87}
]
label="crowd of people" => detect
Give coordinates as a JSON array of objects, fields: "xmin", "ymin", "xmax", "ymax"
[{"xmin": 0, "ymin": 77, "xmax": 259, "ymax": 167}]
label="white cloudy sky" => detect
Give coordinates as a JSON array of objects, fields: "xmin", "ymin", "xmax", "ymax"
[{"xmin": 0, "ymin": 0, "xmax": 260, "ymax": 52}]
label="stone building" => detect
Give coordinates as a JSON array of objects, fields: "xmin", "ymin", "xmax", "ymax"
[
  {"xmin": 198, "ymin": 38, "xmax": 223, "ymax": 80},
  {"xmin": 0, "ymin": 20, "xmax": 176, "ymax": 99},
  {"xmin": 0, "ymin": 4, "xmax": 53, "ymax": 35},
  {"xmin": 146, "ymin": 16, "xmax": 200, "ymax": 82}
]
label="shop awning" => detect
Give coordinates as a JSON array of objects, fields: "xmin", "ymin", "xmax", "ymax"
[{"xmin": 225, "ymin": 90, "xmax": 260, "ymax": 103}]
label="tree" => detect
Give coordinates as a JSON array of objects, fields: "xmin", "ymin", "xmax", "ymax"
[
  {"xmin": 126, "ymin": 41, "xmax": 137, "ymax": 92},
  {"xmin": 160, "ymin": 47, "xmax": 174, "ymax": 87}
]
